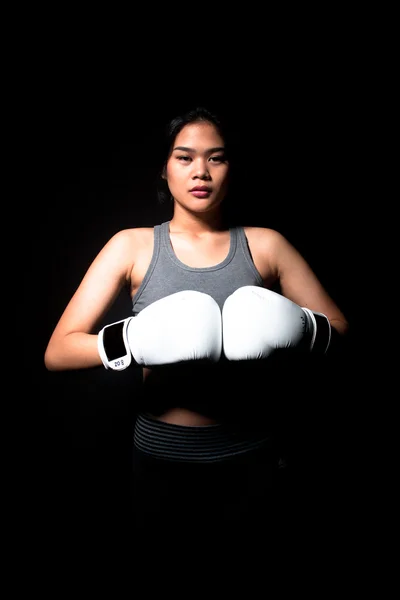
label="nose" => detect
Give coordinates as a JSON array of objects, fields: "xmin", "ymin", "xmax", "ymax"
[{"xmin": 192, "ymin": 158, "xmax": 211, "ymax": 180}]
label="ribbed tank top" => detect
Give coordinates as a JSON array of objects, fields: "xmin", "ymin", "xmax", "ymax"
[{"xmin": 132, "ymin": 221, "xmax": 264, "ymax": 315}]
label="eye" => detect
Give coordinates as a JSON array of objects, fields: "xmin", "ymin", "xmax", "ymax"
[
  {"xmin": 177, "ymin": 155, "xmax": 191, "ymax": 162},
  {"xmin": 209, "ymin": 155, "xmax": 227, "ymax": 163}
]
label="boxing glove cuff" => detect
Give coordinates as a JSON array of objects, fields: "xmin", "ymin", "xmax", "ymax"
[
  {"xmin": 301, "ymin": 308, "xmax": 331, "ymax": 354},
  {"xmin": 98, "ymin": 317, "xmax": 135, "ymax": 371}
]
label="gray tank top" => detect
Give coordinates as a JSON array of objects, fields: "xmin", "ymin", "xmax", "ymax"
[{"xmin": 132, "ymin": 221, "xmax": 264, "ymax": 315}]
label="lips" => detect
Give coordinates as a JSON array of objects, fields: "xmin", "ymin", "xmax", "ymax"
[{"xmin": 189, "ymin": 186, "xmax": 212, "ymax": 198}]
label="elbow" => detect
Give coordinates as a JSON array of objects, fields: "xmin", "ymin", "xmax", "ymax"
[
  {"xmin": 44, "ymin": 349, "xmax": 57, "ymax": 372},
  {"xmin": 44, "ymin": 343, "xmax": 64, "ymax": 372}
]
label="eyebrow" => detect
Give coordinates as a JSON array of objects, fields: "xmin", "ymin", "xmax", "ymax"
[{"xmin": 172, "ymin": 146, "xmax": 226, "ymax": 153}]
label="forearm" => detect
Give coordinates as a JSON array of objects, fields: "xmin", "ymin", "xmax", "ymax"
[
  {"xmin": 44, "ymin": 332, "xmax": 102, "ymax": 371},
  {"xmin": 330, "ymin": 318, "xmax": 349, "ymax": 338}
]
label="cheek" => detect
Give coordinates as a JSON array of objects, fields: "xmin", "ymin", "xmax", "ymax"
[
  {"xmin": 215, "ymin": 169, "xmax": 230, "ymax": 189},
  {"xmin": 165, "ymin": 161, "xmax": 176, "ymax": 180},
  {"xmin": 166, "ymin": 164, "xmax": 186, "ymax": 186}
]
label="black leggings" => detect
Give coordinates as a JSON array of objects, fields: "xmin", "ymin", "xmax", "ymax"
[{"xmin": 131, "ymin": 416, "xmax": 293, "ymax": 537}]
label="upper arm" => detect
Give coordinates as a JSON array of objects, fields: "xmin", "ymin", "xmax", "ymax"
[
  {"xmin": 50, "ymin": 229, "xmax": 136, "ymax": 337},
  {"xmin": 257, "ymin": 228, "xmax": 349, "ymax": 335}
]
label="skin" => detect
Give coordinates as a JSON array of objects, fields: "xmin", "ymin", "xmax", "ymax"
[{"xmin": 44, "ymin": 121, "xmax": 349, "ymax": 425}]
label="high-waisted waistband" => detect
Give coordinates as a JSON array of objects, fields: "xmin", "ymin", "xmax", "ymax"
[{"xmin": 133, "ymin": 413, "xmax": 270, "ymax": 463}]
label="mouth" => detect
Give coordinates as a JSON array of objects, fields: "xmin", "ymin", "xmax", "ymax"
[{"xmin": 189, "ymin": 186, "xmax": 212, "ymax": 198}]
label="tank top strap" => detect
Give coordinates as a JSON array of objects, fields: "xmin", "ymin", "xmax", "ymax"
[{"xmin": 160, "ymin": 220, "xmax": 169, "ymax": 245}]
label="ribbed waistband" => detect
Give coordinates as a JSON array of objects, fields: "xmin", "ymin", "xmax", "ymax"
[{"xmin": 133, "ymin": 413, "xmax": 270, "ymax": 463}]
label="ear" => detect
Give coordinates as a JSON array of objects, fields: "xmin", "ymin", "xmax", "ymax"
[{"xmin": 161, "ymin": 165, "xmax": 167, "ymax": 179}]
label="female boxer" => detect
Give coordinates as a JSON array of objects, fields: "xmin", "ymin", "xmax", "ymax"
[{"xmin": 44, "ymin": 106, "xmax": 349, "ymax": 539}]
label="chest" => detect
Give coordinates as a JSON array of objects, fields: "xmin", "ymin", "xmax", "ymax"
[
  {"xmin": 130, "ymin": 227, "xmax": 277, "ymax": 296},
  {"xmin": 168, "ymin": 232, "xmax": 230, "ymax": 268}
]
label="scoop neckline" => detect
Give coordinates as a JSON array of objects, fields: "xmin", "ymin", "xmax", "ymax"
[{"xmin": 161, "ymin": 221, "xmax": 236, "ymax": 272}]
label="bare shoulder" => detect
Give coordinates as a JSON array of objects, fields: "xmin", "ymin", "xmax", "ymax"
[
  {"xmin": 109, "ymin": 226, "xmax": 154, "ymax": 245},
  {"xmin": 241, "ymin": 226, "xmax": 289, "ymax": 283},
  {"xmin": 90, "ymin": 227, "xmax": 156, "ymax": 283},
  {"xmin": 106, "ymin": 227, "xmax": 156, "ymax": 292},
  {"xmin": 243, "ymin": 225, "xmax": 315, "ymax": 272},
  {"xmin": 243, "ymin": 226, "xmax": 286, "ymax": 249},
  {"xmin": 104, "ymin": 226, "xmax": 154, "ymax": 256},
  {"xmin": 243, "ymin": 225, "xmax": 289, "ymax": 263}
]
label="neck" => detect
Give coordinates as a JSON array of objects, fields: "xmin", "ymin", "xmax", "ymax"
[
  {"xmin": 170, "ymin": 204, "xmax": 226, "ymax": 233},
  {"xmin": 169, "ymin": 206, "xmax": 225, "ymax": 234}
]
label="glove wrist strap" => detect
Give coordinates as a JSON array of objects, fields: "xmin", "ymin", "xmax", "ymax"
[{"xmin": 302, "ymin": 308, "xmax": 331, "ymax": 354}]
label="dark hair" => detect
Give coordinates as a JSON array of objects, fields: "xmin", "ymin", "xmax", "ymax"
[{"xmin": 156, "ymin": 106, "xmax": 235, "ymax": 206}]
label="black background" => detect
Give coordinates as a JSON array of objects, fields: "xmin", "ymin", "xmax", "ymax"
[{"xmin": 19, "ymin": 35, "xmax": 368, "ymax": 560}]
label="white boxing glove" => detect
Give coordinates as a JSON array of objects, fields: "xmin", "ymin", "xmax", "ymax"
[
  {"xmin": 98, "ymin": 290, "xmax": 222, "ymax": 370},
  {"xmin": 222, "ymin": 286, "xmax": 331, "ymax": 360}
]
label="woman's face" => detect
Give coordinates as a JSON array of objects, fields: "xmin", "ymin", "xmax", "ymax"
[{"xmin": 165, "ymin": 121, "xmax": 230, "ymax": 214}]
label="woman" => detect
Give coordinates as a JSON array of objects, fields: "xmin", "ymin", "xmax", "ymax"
[{"xmin": 44, "ymin": 106, "xmax": 349, "ymax": 537}]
